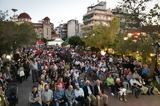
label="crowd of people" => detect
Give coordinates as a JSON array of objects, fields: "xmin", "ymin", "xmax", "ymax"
[{"xmin": 1, "ymin": 45, "xmax": 160, "ymax": 106}]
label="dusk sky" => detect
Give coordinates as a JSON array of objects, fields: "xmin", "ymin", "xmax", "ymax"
[{"xmin": 0, "ymin": 0, "xmax": 159, "ymax": 27}]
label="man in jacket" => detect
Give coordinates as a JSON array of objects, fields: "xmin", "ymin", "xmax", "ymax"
[
  {"xmin": 83, "ymin": 80, "xmax": 96, "ymax": 106},
  {"xmin": 94, "ymin": 80, "xmax": 108, "ymax": 106}
]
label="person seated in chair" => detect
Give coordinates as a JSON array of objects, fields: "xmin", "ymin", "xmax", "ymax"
[
  {"xmin": 29, "ymin": 85, "xmax": 42, "ymax": 106},
  {"xmin": 54, "ymin": 81, "xmax": 66, "ymax": 106},
  {"xmin": 130, "ymin": 76, "xmax": 142, "ymax": 98},
  {"xmin": 83, "ymin": 80, "xmax": 96, "ymax": 106},
  {"xmin": 115, "ymin": 78, "xmax": 127, "ymax": 102},
  {"xmin": 65, "ymin": 85, "xmax": 76, "ymax": 106},
  {"xmin": 74, "ymin": 83, "xmax": 85, "ymax": 106},
  {"xmin": 94, "ymin": 80, "xmax": 108, "ymax": 106}
]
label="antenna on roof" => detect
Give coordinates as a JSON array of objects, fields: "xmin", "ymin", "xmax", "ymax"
[{"xmin": 11, "ymin": 8, "xmax": 18, "ymax": 16}]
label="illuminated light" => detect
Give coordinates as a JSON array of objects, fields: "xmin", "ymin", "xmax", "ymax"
[
  {"xmin": 127, "ymin": 33, "xmax": 133, "ymax": 37},
  {"xmin": 141, "ymin": 32, "xmax": 147, "ymax": 36},
  {"xmin": 101, "ymin": 50, "xmax": 106, "ymax": 56},
  {"xmin": 134, "ymin": 36, "xmax": 139, "ymax": 39},
  {"xmin": 133, "ymin": 39, "xmax": 137, "ymax": 42},
  {"xmin": 123, "ymin": 37, "xmax": 128, "ymax": 40},
  {"xmin": 6, "ymin": 55, "xmax": 12, "ymax": 60},
  {"xmin": 150, "ymin": 53, "xmax": 156, "ymax": 57},
  {"xmin": 108, "ymin": 48, "xmax": 114, "ymax": 54},
  {"xmin": 135, "ymin": 32, "xmax": 140, "ymax": 36}
]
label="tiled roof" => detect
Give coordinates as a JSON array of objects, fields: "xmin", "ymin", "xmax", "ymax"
[{"xmin": 18, "ymin": 12, "xmax": 31, "ymax": 19}]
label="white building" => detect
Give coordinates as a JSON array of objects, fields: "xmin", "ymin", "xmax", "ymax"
[
  {"xmin": 67, "ymin": 19, "xmax": 80, "ymax": 38},
  {"xmin": 83, "ymin": 1, "xmax": 113, "ymax": 31}
]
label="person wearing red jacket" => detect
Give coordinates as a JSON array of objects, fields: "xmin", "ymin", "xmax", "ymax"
[{"xmin": 56, "ymin": 77, "xmax": 65, "ymax": 92}]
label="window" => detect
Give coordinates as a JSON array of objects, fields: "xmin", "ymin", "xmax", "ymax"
[{"xmin": 47, "ymin": 28, "xmax": 48, "ymax": 35}]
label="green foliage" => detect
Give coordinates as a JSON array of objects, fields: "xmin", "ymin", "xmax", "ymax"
[
  {"xmin": 145, "ymin": 3, "xmax": 160, "ymax": 26},
  {"xmin": 68, "ymin": 36, "xmax": 85, "ymax": 47},
  {"xmin": 84, "ymin": 17, "xmax": 120, "ymax": 49},
  {"xmin": 0, "ymin": 21, "xmax": 37, "ymax": 54},
  {"xmin": 114, "ymin": 34, "xmax": 154, "ymax": 63},
  {"xmin": 116, "ymin": 0, "xmax": 159, "ymax": 63},
  {"xmin": 62, "ymin": 38, "xmax": 69, "ymax": 46},
  {"xmin": 17, "ymin": 23, "xmax": 37, "ymax": 45},
  {"xmin": 0, "ymin": 21, "xmax": 17, "ymax": 54},
  {"xmin": 117, "ymin": 0, "xmax": 153, "ymax": 28},
  {"xmin": 41, "ymin": 37, "xmax": 47, "ymax": 43},
  {"xmin": 0, "ymin": 10, "xmax": 8, "ymax": 21}
]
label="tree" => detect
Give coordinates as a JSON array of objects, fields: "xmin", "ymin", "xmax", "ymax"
[
  {"xmin": 0, "ymin": 21, "xmax": 37, "ymax": 55},
  {"xmin": 68, "ymin": 36, "xmax": 85, "ymax": 47},
  {"xmin": 114, "ymin": 34, "xmax": 153, "ymax": 63},
  {"xmin": 116, "ymin": 0, "xmax": 159, "ymax": 63},
  {"xmin": 0, "ymin": 21, "xmax": 18, "ymax": 54},
  {"xmin": 16, "ymin": 23, "xmax": 37, "ymax": 46},
  {"xmin": 84, "ymin": 17, "xmax": 120, "ymax": 49},
  {"xmin": 117, "ymin": 0, "xmax": 152, "ymax": 29},
  {"xmin": 0, "ymin": 10, "xmax": 8, "ymax": 21}
]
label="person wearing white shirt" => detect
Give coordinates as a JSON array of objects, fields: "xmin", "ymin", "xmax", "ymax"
[
  {"xmin": 41, "ymin": 84, "xmax": 53, "ymax": 106},
  {"xmin": 73, "ymin": 71, "xmax": 79, "ymax": 81},
  {"xmin": 83, "ymin": 80, "xmax": 96, "ymax": 106},
  {"xmin": 130, "ymin": 77, "xmax": 142, "ymax": 98},
  {"xmin": 74, "ymin": 83, "xmax": 85, "ymax": 106}
]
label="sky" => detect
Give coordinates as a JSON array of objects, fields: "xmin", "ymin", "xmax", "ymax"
[{"xmin": 0, "ymin": 0, "xmax": 159, "ymax": 27}]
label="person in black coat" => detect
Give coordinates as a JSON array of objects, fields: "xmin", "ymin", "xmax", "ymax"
[
  {"xmin": 94, "ymin": 80, "xmax": 108, "ymax": 106},
  {"xmin": 83, "ymin": 80, "xmax": 96, "ymax": 106}
]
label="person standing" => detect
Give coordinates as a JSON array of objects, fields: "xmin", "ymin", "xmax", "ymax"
[
  {"xmin": 30, "ymin": 60, "xmax": 39, "ymax": 83},
  {"xmin": 23, "ymin": 60, "xmax": 30, "ymax": 80},
  {"xmin": 17, "ymin": 64, "xmax": 25, "ymax": 83}
]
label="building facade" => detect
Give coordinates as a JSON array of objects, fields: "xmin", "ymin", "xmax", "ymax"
[
  {"xmin": 83, "ymin": 1, "xmax": 113, "ymax": 32},
  {"xmin": 14, "ymin": 12, "xmax": 56, "ymax": 40},
  {"xmin": 55, "ymin": 23, "xmax": 67, "ymax": 39},
  {"xmin": 56, "ymin": 19, "xmax": 82, "ymax": 39},
  {"xmin": 67, "ymin": 19, "xmax": 80, "ymax": 38}
]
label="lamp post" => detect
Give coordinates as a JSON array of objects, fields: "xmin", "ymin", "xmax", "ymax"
[{"xmin": 153, "ymin": 41, "xmax": 160, "ymax": 72}]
